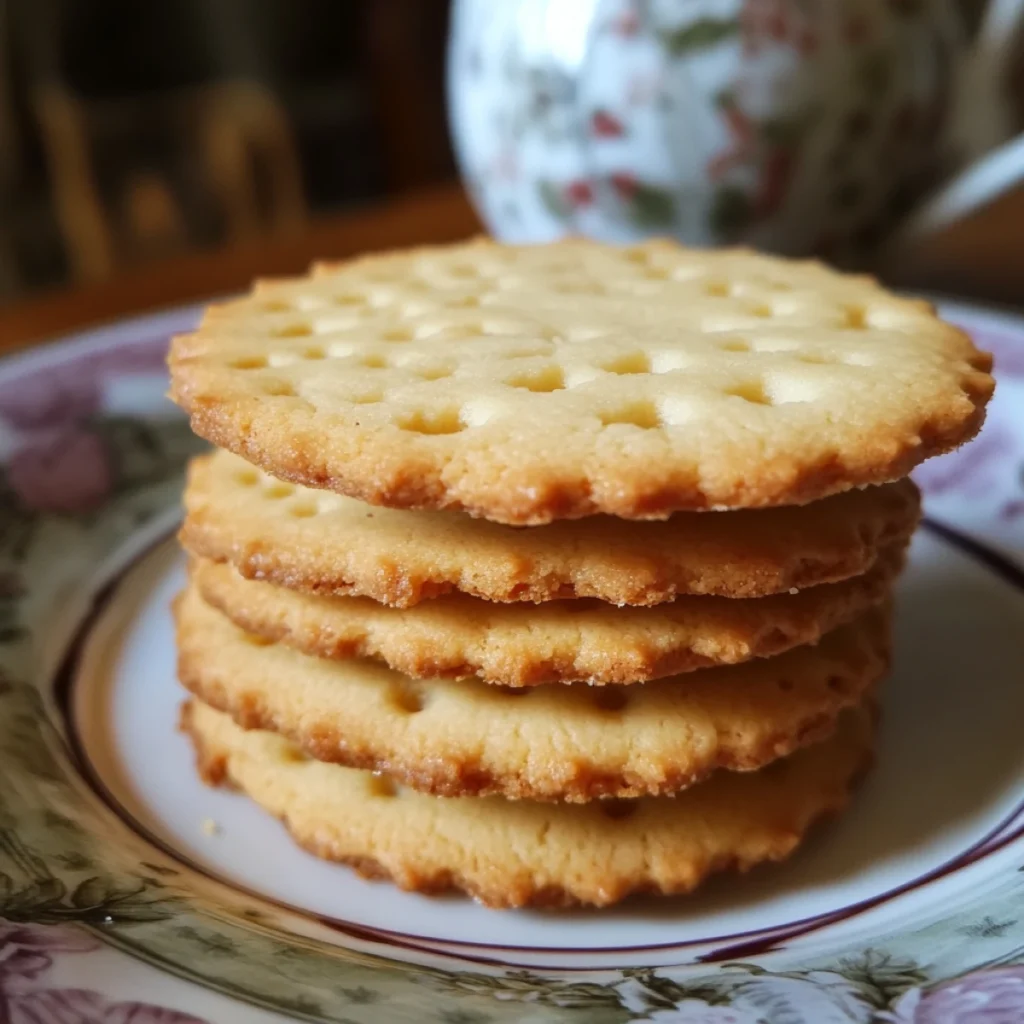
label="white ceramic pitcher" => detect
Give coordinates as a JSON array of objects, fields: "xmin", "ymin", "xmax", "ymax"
[{"xmin": 448, "ymin": 0, "xmax": 1024, "ymax": 259}]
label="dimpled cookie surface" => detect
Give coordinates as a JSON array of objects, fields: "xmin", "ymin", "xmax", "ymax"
[
  {"xmin": 184, "ymin": 698, "xmax": 875, "ymax": 908},
  {"xmin": 169, "ymin": 238, "xmax": 992, "ymax": 524},
  {"xmin": 175, "ymin": 586, "xmax": 890, "ymax": 802}
]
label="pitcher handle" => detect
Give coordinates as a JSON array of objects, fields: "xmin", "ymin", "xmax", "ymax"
[{"xmin": 950, "ymin": 0, "xmax": 1024, "ymax": 165}]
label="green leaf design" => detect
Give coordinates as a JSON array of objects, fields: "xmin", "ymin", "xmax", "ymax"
[
  {"xmin": 340, "ymin": 987, "xmax": 380, "ymax": 1005},
  {"xmin": 1, "ymin": 876, "xmax": 68, "ymax": 919},
  {"xmin": 55, "ymin": 852, "xmax": 94, "ymax": 871},
  {"xmin": 102, "ymin": 902, "xmax": 173, "ymax": 923},
  {"xmin": 660, "ymin": 18, "xmax": 738, "ymax": 55},
  {"xmin": 26, "ymin": 876, "xmax": 66, "ymax": 905},
  {"xmin": 834, "ymin": 950, "xmax": 929, "ymax": 1007},
  {"xmin": 960, "ymin": 915, "xmax": 1017, "ymax": 938},
  {"xmin": 440, "ymin": 1011, "xmax": 493, "ymax": 1024},
  {"xmin": 888, "ymin": 0, "xmax": 925, "ymax": 15},
  {"xmin": 277, "ymin": 993, "xmax": 325, "ymax": 1017},
  {"xmin": 42, "ymin": 810, "xmax": 76, "ymax": 831},
  {"xmin": 95, "ymin": 416, "xmax": 203, "ymax": 496},
  {"xmin": 72, "ymin": 875, "xmax": 118, "ymax": 909},
  {"xmin": 537, "ymin": 180, "xmax": 570, "ymax": 221},
  {"xmin": 0, "ymin": 478, "xmax": 38, "ymax": 561},
  {"xmin": 714, "ymin": 87, "xmax": 736, "ymax": 110},
  {"xmin": 139, "ymin": 859, "xmax": 179, "ymax": 877},
  {"xmin": 857, "ymin": 49, "xmax": 894, "ymax": 99},
  {"xmin": 761, "ymin": 109, "xmax": 817, "ymax": 146},
  {"xmin": 629, "ymin": 184, "xmax": 676, "ymax": 228},
  {"xmin": 0, "ymin": 831, "xmax": 173, "ymax": 924},
  {"xmin": 421, "ymin": 968, "xmax": 625, "ymax": 1011},
  {"xmin": 711, "ymin": 186, "xmax": 753, "ymax": 237}
]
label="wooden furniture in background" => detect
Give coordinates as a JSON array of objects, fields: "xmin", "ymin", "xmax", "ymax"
[
  {"xmin": 366, "ymin": 0, "xmax": 453, "ymax": 194},
  {"xmin": 0, "ymin": 184, "xmax": 480, "ymax": 355},
  {"xmin": 1, "ymin": 0, "xmax": 454, "ymax": 300},
  {"xmin": 1, "ymin": 178, "xmax": 1021, "ymax": 359}
]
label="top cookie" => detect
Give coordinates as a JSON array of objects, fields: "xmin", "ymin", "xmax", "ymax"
[{"xmin": 169, "ymin": 238, "xmax": 993, "ymax": 524}]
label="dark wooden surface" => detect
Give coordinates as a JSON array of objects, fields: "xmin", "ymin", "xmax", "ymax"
[
  {"xmin": 0, "ymin": 184, "xmax": 481, "ymax": 353},
  {"xmin": 0, "ymin": 177, "xmax": 1020, "ymax": 356}
]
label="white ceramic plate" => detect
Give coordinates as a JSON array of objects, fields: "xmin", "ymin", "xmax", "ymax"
[{"xmin": 1, "ymin": 299, "xmax": 1023, "ymax": 1023}]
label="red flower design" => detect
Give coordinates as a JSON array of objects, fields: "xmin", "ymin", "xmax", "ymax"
[
  {"xmin": 740, "ymin": 0, "xmax": 805, "ymax": 49},
  {"xmin": 0, "ymin": 375, "xmax": 100, "ymax": 431},
  {"xmin": 707, "ymin": 99, "xmax": 755, "ymax": 180},
  {"xmin": 591, "ymin": 109, "xmax": 625, "ymax": 138},
  {"xmin": 765, "ymin": 11, "xmax": 788, "ymax": 41},
  {"xmin": 7, "ymin": 429, "xmax": 113, "ymax": 515},
  {"xmin": 564, "ymin": 180, "xmax": 594, "ymax": 207},
  {"xmin": 754, "ymin": 149, "xmax": 797, "ymax": 217},
  {"xmin": 610, "ymin": 172, "xmax": 639, "ymax": 199},
  {"xmin": 0, "ymin": 923, "xmax": 97, "ymax": 990},
  {"xmin": 797, "ymin": 28, "xmax": 819, "ymax": 55},
  {"xmin": 0, "ymin": 333, "xmax": 170, "ymax": 431},
  {"xmin": 0, "ymin": 924, "xmax": 209, "ymax": 1022},
  {"xmin": 888, "ymin": 966, "xmax": 1024, "ymax": 1022}
]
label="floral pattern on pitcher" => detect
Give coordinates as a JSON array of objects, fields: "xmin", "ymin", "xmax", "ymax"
[{"xmin": 448, "ymin": 0, "xmax": 963, "ymax": 258}]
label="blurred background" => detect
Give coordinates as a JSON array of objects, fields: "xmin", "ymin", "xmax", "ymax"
[
  {"xmin": 0, "ymin": 0, "xmax": 454, "ymax": 299},
  {"xmin": 0, "ymin": 0, "xmax": 1021, "ymax": 319}
]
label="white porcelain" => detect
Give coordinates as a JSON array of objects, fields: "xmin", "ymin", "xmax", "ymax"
[{"xmin": 447, "ymin": 0, "xmax": 1024, "ymax": 260}]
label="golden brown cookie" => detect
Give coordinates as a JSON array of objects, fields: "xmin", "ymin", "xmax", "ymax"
[
  {"xmin": 181, "ymin": 449, "xmax": 921, "ymax": 606},
  {"xmin": 190, "ymin": 542, "xmax": 901, "ymax": 686},
  {"xmin": 182, "ymin": 698, "xmax": 875, "ymax": 908},
  {"xmin": 168, "ymin": 238, "xmax": 992, "ymax": 524},
  {"xmin": 175, "ymin": 585, "xmax": 890, "ymax": 801}
]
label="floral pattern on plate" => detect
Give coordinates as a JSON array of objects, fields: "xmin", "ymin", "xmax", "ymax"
[
  {"xmin": 0, "ymin": 301, "xmax": 1021, "ymax": 1022},
  {"xmin": 0, "ymin": 922, "xmax": 208, "ymax": 1024}
]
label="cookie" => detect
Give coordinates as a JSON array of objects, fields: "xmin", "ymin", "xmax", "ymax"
[
  {"xmin": 175, "ymin": 586, "xmax": 890, "ymax": 801},
  {"xmin": 181, "ymin": 449, "xmax": 921, "ymax": 606},
  {"xmin": 182, "ymin": 698, "xmax": 875, "ymax": 908},
  {"xmin": 168, "ymin": 238, "xmax": 992, "ymax": 524},
  {"xmin": 190, "ymin": 542, "xmax": 901, "ymax": 686}
]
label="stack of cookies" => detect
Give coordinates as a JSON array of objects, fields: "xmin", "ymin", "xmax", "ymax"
[{"xmin": 168, "ymin": 239, "xmax": 992, "ymax": 909}]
